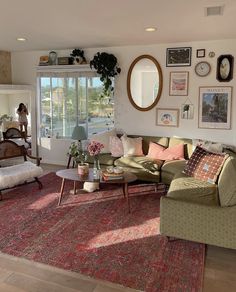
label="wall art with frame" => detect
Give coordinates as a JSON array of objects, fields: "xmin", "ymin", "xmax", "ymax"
[
  {"xmin": 198, "ymin": 86, "xmax": 232, "ymax": 129},
  {"xmin": 181, "ymin": 104, "xmax": 194, "ymax": 119},
  {"xmin": 216, "ymin": 54, "xmax": 234, "ymax": 82},
  {"xmin": 169, "ymin": 71, "xmax": 189, "ymax": 96},
  {"xmin": 196, "ymin": 49, "xmax": 205, "ymax": 58},
  {"xmin": 166, "ymin": 47, "xmax": 192, "ymax": 67},
  {"xmin": 156, "ymin": 108, "xmax": 179, "ymax": 127}
]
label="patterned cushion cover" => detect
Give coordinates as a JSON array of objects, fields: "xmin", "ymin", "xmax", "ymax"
[
  {"xmin": 109, "ymin": 136, "xmax": 124, "ymax": 157},
  {"xmin": 183, "ymin": 146, "xmax": 228, "ymax": 184}
]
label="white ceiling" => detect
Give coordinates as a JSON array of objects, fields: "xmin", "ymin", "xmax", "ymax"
[{"xmin": 1, "ymin": 0, "xmax": 236, "ymax": 52}]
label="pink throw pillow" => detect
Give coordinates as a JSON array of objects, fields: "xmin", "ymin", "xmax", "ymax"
[
  {"xmin": 147, "ymin": 142, "xmax": 185, "ymax": 160},
  {"xmin": 109, "ymin": 136, "xmax": 124, "ymax": 157}
]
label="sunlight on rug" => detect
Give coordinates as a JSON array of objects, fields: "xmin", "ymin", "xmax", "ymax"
[{"xmin": 0, "ymin": 172, "xmax": 205, "ymax": 292}]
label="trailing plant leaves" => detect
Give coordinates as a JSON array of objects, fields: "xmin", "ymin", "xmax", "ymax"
[{"xmin": 90, "ymin": 52, "xmax": 121, "ymax": 97}]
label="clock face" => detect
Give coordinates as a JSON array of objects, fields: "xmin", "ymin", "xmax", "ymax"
[{"xmin": 195, "ymin": 61, "xmax": 211, "ymax": 77}]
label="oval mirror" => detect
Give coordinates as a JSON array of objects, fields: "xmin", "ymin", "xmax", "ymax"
[{"xmin": 127, "ymin": 55, "xmax": 163, "ymax": 111}]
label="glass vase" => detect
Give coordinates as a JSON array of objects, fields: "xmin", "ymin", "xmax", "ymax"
[{"xmin": 93, "ymin": 155, "xmax": 100, "ymax": 178}]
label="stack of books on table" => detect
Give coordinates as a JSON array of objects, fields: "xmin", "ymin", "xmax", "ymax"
[{"xmin": 102, "ymin": 171, "xmax": 124, "ymax": 181}]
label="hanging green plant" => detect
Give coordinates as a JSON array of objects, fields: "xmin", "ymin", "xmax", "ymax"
[{"xmin": 90, "ymin": 52, "xmax": 121, "ymax": 97}]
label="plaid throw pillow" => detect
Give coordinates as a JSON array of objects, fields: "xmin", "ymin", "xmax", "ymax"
[{"xmin": 183, "ymin": 146, "xmax": 228, "ymax": 184}]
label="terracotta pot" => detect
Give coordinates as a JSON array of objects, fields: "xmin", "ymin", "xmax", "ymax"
[{"xmin": 77, "ymin": 163, "xmax": 89, "ymax": 176}]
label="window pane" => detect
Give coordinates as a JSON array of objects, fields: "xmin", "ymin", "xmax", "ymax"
[
  {"xmin": 40, "ymin": 78, "xmax": 51, "ymax": 137},
  {"xmin": 39, "ymin": 75, "xmax": 114, "ymax": 139},
  {"xmin": 87, "ymin": 77, "xmax": 114, "ymax": 136}
]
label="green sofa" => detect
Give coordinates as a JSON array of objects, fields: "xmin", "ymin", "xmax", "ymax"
[{"xmin": 87, "ymin": 135, "xmax": 236, "ymax": 250}]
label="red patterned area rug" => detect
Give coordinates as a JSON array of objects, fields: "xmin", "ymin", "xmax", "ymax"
[{"xmin": 0, "ymin": 172, "xmax": 205, "ymax": 292}]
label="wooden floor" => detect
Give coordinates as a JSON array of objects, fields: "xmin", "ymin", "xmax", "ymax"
[{"xmin": 0, "ymin": 163, "xmax": 236, "ymax": 292}]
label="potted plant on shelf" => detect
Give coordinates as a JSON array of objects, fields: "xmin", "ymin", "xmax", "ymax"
[
  {"xmin": 68, "ymin": 142, "xmax": 89, "ymax": 176},
  {"xmin": 90, "ymin": 52, "xmax": 121, "ymax": 98},
  {"xmin": 70, "ymin": 48, "xmax": 87, "ymax": 64}
]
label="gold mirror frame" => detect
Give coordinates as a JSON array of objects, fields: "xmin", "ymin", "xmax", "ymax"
[{"xmin": 127, "ymin": 55, "xmax": 163, "ymax": 111}]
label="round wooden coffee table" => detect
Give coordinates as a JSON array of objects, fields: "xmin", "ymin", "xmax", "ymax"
[{"xmin": 56, "ymin": 168, "xmax": 137, "ymax": 212}]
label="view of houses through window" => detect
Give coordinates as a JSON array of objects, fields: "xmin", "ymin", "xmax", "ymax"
[{"xmin": 38, "ymin": 76, "xmax": 114, "ymax": 138}]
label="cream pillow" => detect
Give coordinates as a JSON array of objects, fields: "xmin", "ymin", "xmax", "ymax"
[
  {"xmin": 121, "ymin": 135, "xmax": 143, "ymax": 157},
  {"xmin": 90, "ymin": 129, "xmax": 117, "ymax": 153},
  {"xmin": 192, "ymin": 139, "xmax": 223, "ymax": 153}
]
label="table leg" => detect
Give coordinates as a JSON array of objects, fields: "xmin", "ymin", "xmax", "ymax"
[
  {"xmin": 58, "ymin": 178, "xmax": 65, "ymax": 206},
  {"xmin": 122, "ymin": 184, "xmax": 126, "ymax": 198},
  {"xmin": 124, "ymin": 182, "xmax": 131, "ymax": 213},
  {"xmin": 73, "ymin": 181, "xmax": 76, "ymax": 195},
  {"xmin": 154, "ymin": 183, "xmax": 158, "ymax": 193}
]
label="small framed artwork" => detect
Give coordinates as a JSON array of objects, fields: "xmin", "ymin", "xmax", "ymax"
[
  {"xmin": 198, "ymin": 86, "xmax": 232, "ymax": 129},
  {"xmin": 181, "ymin": 104, "xmax": 194, "ymax": 119},
  {"xmin": 216, "ymin": 55, "xmax": 234, "ymax": 82},
  {"xmin": 166, "ymin": 47, "xmax": 192, "ymax": 67},
  {"xmin": 169, "ymin": 71, "xmax": 189, "ymax": 96},
  {"xmin": 156, "ymin": 108, "xmax": 179, "ymax": 127},
  {"xmin": 196, "ymin": 49, "xmax": 205, "ymax": 58}
]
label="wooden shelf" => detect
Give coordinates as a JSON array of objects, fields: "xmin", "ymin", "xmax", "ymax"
[{"xmin": 36, "ymin": 64, "xmax": 92, "ymax": 73}]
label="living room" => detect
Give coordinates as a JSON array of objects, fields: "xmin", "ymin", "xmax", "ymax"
[{"xmin": 0, "ymin": 1, "xmax": 236, "ymax": 291}]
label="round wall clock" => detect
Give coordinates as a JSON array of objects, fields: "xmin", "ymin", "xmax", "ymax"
[{"xmin": 195, "ymin": 61, "xmax": 211, "ymax": 77}]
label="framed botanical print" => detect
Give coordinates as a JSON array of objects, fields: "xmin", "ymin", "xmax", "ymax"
[
  {"xmin": 169, "ymin": 71, "xmax": 189, "ymax": 96},
  {"xmin": 166, "ymin": 47, "xmax": 192, "ymax": 67},
  {"xmin": 216, "ymin": 55, "xmax": 234, "ymax": 82},
  {"xmin": 198, "ymin": 86, "xmax": 232, "ymax": 129},
  {"xmin": 156, "ymin": 108, "xmax": 179, "ymax": 127}
]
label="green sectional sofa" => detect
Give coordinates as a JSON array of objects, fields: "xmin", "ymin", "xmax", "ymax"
[{"xmin": 87, "ymin": 134, "xmax": 236, "ymax": 250}]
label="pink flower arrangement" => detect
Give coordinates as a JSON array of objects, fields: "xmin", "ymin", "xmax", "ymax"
[{"xmin": 87, "ymin": 141, "xmax": 104, "ymax": 156}]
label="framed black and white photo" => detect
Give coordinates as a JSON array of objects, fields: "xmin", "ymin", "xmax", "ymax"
[
  {"xmin": 196, "ymin": 49, "xmax": 205, "ymax": 58},
  {"xmin": 216, "ymin": 55, "xmax": 234, "ymax": 82},
  {"xmin": 166, "ymin": 47, "xmax": 192, "ymax": 67},
  {"xmin": 198, "ymin": 86, "xmax": 232, "ymax": 129}
]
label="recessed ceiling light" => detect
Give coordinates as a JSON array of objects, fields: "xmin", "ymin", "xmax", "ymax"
[
  {"xmin": 145, "ymin": 27, "xmax": 156, "ymax": 32},
  {"xmin": 16, "ymin": 37, "xmax": 27, "ymax": 42}
]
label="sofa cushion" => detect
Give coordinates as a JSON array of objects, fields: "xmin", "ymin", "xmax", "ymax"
[
  {"xmin": 161, "ymin": 160, "xmax": 187, "ymax": 185},
  {"xmin": 147, "ymin": 142, "xmax": 185, "ymax": 161},
  {"xmin": 167, "ymin": 172, "xmax": 219, "ymax": 206},
  {"xmin": 109, "ymin": 136, "xmax": 124, "ymax": 157},
  {"xmin": 183, "ymin": 146, "xmax": 227, "ymax": 184},
  {"xmin": 218, "ymin": 150, "xmax": 236, "ymax": 207},
  {"xmin": 90, "ymin": 129, "xmax": 117, "ymax": 153},
  {"xmin": 114, "ymin": 156, "xmax": 163, "ymax": 174},
  {"xmin": 128, "ymin": 135, "xmax": 169, "ymax": 155},
  {"xmin": 192, "ymin": 139, "xmax": 223, "ymax": 153},
  {"xmin": 121, "ymin": 135, "xmax": 144, "ymax": 157},
  {"xmin": 168, "ymin": 137, "xmax": 193, "ymax": 159}
]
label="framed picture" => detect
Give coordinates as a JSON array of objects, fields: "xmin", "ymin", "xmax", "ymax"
[
  {"xmin": 198, "ymin": 86, "xmax": 232, "ymax": 129},
  {"xmin": 166, "ymin": 47, "xmax": 192, "ymax": 67},
  {"xmin": 216, "ymin": 55, "xmax": 234, "ymax": 82},
  {"xmin": 196, "ymin": 49, "xmax": 205, "ymax": 58},
  {"xmin": 156, "ymin": 108, "xmax": 179, "ymax": 127},
  {"xmin": 169, "ymin": 71, "xmax": 189, "ymax": 96},
  {"xmin": 181, "ymin": 104, "xmax": 194, "ymax": 119}
]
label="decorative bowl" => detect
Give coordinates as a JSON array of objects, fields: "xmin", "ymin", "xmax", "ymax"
[{"xmin": 114, "ymin": 167, "xmax": 123, "ymax": 174}]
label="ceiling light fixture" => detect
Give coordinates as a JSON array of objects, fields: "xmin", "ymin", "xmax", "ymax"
[
  {"xmin": 145, "ymin": 27, "xmax": 156, "ymax": 32},
  {"xmin": 16, "ymin": 37, "xmax": 27, "ymax": 42}
]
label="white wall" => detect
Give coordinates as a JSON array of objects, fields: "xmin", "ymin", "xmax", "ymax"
[
  {"xmin": 11, "ymin": 39, "xmax": 236, "ymax": 164},
  {"xmin": 0, "ymin": 94, "xmax": 9, "ymax": 115}
]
